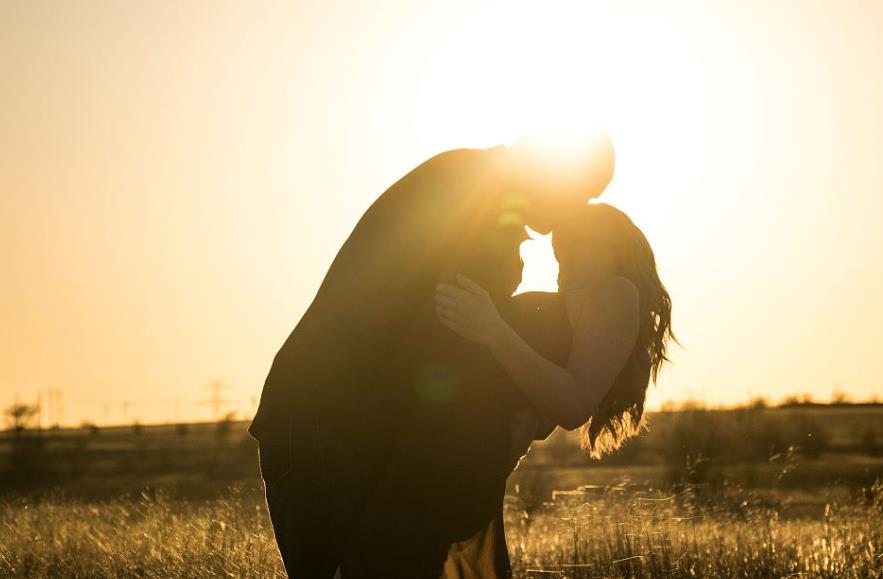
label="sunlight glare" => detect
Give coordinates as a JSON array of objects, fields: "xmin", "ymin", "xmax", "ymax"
[{"xmin": 515, "ymin": 226, "xmax": 559, "ymax": 295}]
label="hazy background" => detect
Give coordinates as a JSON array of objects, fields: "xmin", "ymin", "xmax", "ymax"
[{"xmin": 2, "ymin": 0, "xmax": 882, "ymax": 426}]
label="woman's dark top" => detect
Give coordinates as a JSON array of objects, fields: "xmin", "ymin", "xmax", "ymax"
[{"xmin": 340, "ymin": 290, "xmax": 572, "ymax": 578}]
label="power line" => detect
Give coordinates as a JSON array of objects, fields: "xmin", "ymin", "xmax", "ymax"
[
  {"xmin": 198, "ymin": 379, "xmax": 233, "ymax": 421},
  {"xmin": 5, "ymin": 382, "xmax": 255, "ymax": 426}
]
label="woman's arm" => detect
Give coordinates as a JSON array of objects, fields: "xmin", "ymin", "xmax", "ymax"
[{"xmin": 435, "ymin": 274, "xmax": 639, "ymax": 430}]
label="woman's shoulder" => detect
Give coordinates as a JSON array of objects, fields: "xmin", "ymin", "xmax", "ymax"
[
  {"xmin": 565, "ymin": 276, "xmax": 639, "ymax": 327},
  {"xmin": 592, "ymin": 276, "xmax": 639, "ymax": 303},
  {"xmin": 573, "ymin": 276, "xmax": 640, "ymax": 333},
  {"xmin": 566, "ymin": 276, "xmax": 638, "ymax": 306}
]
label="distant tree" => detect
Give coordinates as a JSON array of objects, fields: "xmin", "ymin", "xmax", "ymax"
[
  {"xmin": 80, "ymin": 421, "xmax": 101, "ymax": 436},
  {"xmin": 749, "ymin": 396, "xmax": 769, "ymax": 410},
  {"xmin": 831, "ymin": 390, "xmax": 850, "ymax": 405},
  {"xmin": 4, "ymin": 403, "xmax": 44, "ymax": 477},
  {"xmin": 781, "ymin": 395, "xmax": 801, "ymax": 407},
  {"xmin": 678, "ymin": 399, "xmax": 707, "ymax": 411},
  {"xmin": 4, "ymin": 403, "xmax": 39, "ymax": 434}
]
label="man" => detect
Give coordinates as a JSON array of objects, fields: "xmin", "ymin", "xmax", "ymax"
[{"xmin": 249, "ymin": 131, "xmax": 615, "ymax": 577}]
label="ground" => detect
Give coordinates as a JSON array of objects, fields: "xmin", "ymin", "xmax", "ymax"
[{"xmin": 1, "ymin": 405, "xmax": 882, "ymax": 577}]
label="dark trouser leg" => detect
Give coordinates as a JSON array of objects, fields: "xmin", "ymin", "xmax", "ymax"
[
  {"xmin": 262, "ymin": 449, "xmax": 382, "ymax": 578},
  {"xmin": 264, "ymin": 477, "xmax": 343, "ymax": 579},
  {"xmin": 258, "ymin": 424, "xmax": 346, "ymax": 579},
  {"xmin": 339, "ymin": 404, "xmax": 508, "ymax": 579}
]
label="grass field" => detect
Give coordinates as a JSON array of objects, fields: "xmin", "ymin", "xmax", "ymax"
[
  {"xmin": 1, "ymin": 405, "xmax": 882, "ymax": 577},
  {"xmin": 2, "ymin": 481, "xmax": 881, "ymax": 578}
]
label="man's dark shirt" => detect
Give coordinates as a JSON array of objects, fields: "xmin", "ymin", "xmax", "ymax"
[
  {"xmin": 248, "ymin": 146, "xmax": 542, "ymax": 577},
  {"xmin": 248, "ymin": 147, "xmax": 526, "ymax": 479}
]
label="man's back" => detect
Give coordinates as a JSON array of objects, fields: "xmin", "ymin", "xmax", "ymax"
[{"xmin": 248, "ymin": 146, "xmax": 514, "ymax": 444}]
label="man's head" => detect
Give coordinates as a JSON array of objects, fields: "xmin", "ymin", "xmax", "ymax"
[{"xmin": 504, "ymin": 129, "xmax": 615, "ymax": 234}]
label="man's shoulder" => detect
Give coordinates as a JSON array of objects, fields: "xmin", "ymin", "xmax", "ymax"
[
  {"xmin": 419, "ymin": 145, "xmax": 508, "ymax": 172},
  {"xmin": 368, "ymin": 144, "xmax": 510, "ymax": 213}
]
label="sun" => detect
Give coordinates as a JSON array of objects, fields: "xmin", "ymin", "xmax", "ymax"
[{"xmin": 411, "ymin": 2, "xmax": 664, "ymax": 294}]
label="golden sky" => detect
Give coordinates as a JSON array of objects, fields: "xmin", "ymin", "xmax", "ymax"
[{"xmin": 2, "ymin": 0, "xmax": 882, "ymax": 426}]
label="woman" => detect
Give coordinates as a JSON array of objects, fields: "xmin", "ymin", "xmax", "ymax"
[{"xmin": 434, "ymin": 202, "xmax": 675, "ymax": 577}]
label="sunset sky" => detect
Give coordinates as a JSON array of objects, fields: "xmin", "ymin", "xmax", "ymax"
[{"xmin": 2, "ymin": 0, "xmax": 882, "ymax": 426}]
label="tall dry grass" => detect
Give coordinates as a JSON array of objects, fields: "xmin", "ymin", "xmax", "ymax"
[
  {"xmin": 1, "ymin": 481, "xmax": 881, "ymax": 578},
  {"xmin": 0, "ymin": 486, "xmax": 285, "ymax": 578},
  {"xmin": 507, "ymin": 480, "xmax": 883, "ymax": 578}
]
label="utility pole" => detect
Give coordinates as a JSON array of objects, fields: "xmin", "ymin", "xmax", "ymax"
[
  {"xmin": 56, "ymin": 388, "xmax": 64, "ymax": 428},
  {"xmin": 46, "ymin": 389, "xmax": 54, "ymax": 427},
  {"xmin": 200, "ymin": 380, "xmax": 232, "ymax": 421},
  {"xmin": 48, "ymin": 387, "xmax": 63, "ymax": 428}
]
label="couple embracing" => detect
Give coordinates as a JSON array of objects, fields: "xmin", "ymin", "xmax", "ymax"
[{"xmin": 248, "ymin": 132, "xmax": 674, "ymax": 578}]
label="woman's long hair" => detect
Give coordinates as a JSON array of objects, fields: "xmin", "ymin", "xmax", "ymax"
[{"xmin": 552, "ymin": 203, "xmax": 675, "ymax": 458}]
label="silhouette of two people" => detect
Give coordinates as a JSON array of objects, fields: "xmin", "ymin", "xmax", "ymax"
[{"xmin": 249, "ymin": 133, "xmax": 615, "ymax": 578}]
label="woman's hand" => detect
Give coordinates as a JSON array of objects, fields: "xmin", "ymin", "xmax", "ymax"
[{"xmin": 435, "ymin": 274, "xmax": 512, "ymax": 349}]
